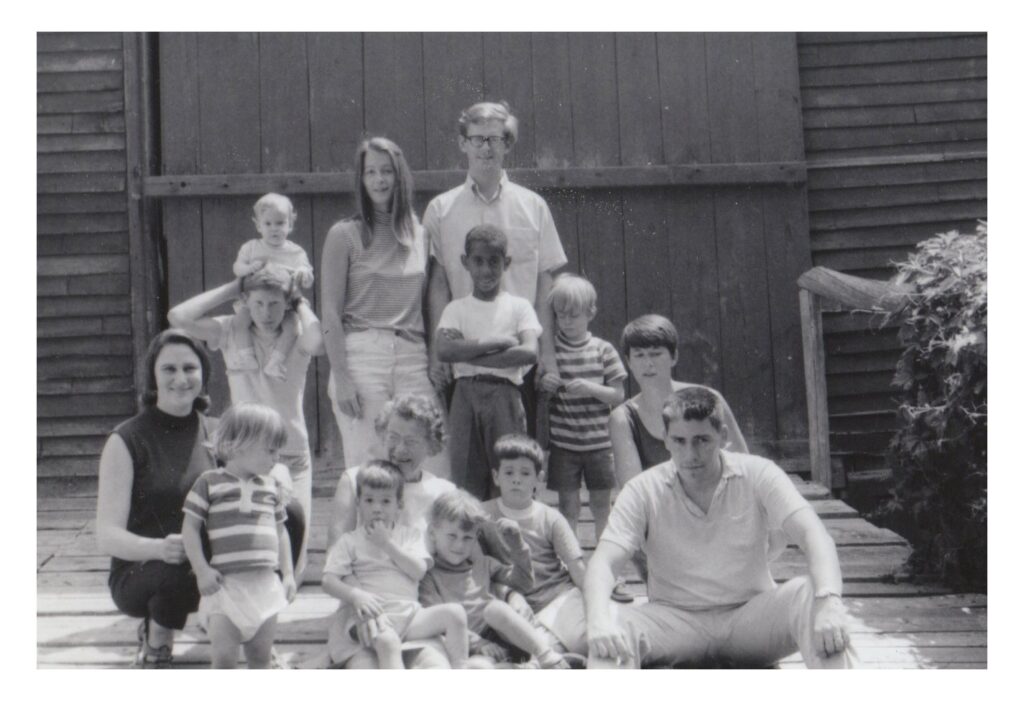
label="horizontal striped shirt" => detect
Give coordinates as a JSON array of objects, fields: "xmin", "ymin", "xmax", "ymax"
[
  {"xmin": 549, "ymin": 333, "xmax": 627, "ymax": 451},
  {"xmin": 332, "ymin": 215, "xmax": 428, "ymax": 342},
  {"xmin": 183, "ymin": 468, "xmax": 286, "ymax": 574}
]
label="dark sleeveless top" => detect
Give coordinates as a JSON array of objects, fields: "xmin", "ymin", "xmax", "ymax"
[
  {"xmin": 623, "ymin": 400, "xmax": 670, "ymax": 469},
  {"xmin": 109, "ymin": 407, "xmax": 214, "ymax": 575}
]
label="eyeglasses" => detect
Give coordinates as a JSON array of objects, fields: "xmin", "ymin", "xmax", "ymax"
[{"xmin": 465, "ymin": 135, "xmax": 507, "ymax": 148}]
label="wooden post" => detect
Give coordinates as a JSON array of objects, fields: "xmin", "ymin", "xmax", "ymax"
[
  {"xmin": 799, "ymin": 288, "xmax": 834, "ymax": 491},
  {"xmin": 123, "ymin": 32, "xmax": 160, "ymax": 398}
]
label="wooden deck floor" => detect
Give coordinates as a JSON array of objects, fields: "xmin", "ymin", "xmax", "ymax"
[{"xmin": 37, "ymin": 473, "xmax": 986, "ymax": 669}]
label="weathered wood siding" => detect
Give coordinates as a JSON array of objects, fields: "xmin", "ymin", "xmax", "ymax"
[
  {"xmin": 157, "ymin": 32, "xmax": 813, "ymax": 463},
  {"xmin": 797, "ymin": 32, "xmax": 987, "ymax": 480},
  {"xmin": 37, "ymin": 33, "xmax": 136, "ymax": 485}
]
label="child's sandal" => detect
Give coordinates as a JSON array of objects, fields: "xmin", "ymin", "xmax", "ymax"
[{"xmin": 131, "ymin": 618, "xmax": 174, "ymax": 669}]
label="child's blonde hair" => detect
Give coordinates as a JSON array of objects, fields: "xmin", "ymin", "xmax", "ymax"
[
  {"xmin": 547, "ymin": 273, "xmax": 597, "ymax": 316},
  {"xmin": 429, "ymin": 490, "xmax": 486, "ymax": 531},
  {"xmin": 356, "ymin": 459, "xmax": 405, "ymax": 503},
  {"xmin": 211, "ymin": 402, "xmax": 287, "ymax": 463},
  {"xmin": 252, "ymin": 192, "xmax": 297, "ymax": 224}
]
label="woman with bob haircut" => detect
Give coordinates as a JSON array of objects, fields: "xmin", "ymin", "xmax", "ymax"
[
  {"xmin": 95, "ymin": 329, "xmax": 306, "ymax": 668},
  {"xmin": 321, "ymin": 137, "xmax": 449, "ymax": 479}
]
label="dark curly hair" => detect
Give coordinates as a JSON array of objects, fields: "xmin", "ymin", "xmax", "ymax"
[{"xmin": 373, "ymin": 394, "xmax": 447, "ymax": 455}]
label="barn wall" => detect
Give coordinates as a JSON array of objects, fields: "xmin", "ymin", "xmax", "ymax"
[
  {"xmin": 797, "ymin": 32, "xmax": 987, "ymax": 482},
  {"xmin": 37, "ymin": 33, "xmax": 144, "ymax": 487}
]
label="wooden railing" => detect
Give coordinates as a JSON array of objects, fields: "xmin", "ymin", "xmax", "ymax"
[{"xmin": 798, "ymin": 267, "xmax": 910, "ymax": 491}]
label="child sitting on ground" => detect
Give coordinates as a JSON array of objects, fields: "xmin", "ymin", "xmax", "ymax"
[
  {"xmin": 538, "ymin": 273, "xmax": 628, "ymax": 599},
  {"xmin": 231, "ymin": 192, "xmax": 316, "ymax": 381},
  {"xmin": 480, "ymin": 434, "xmax": 592, "ymax": 658},
  {"xmin": 419, "ymin": 489, "xmax": 572, "ymax": 668},
  {"xmin": 322, "ymin": 460, "xmax": 468, "ymax": 669},
  {"xmin": 435, "ymin": 223, "xmax": 542, "ymax": 500},
  {"xmin": 181, "ymin": 402, "xmax": 297, "ymax": 669}
]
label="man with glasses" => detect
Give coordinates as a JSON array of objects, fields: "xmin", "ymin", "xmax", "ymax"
[{"xmin": 425, "ymin": 101, "xmax": 567, "ymax": 445}]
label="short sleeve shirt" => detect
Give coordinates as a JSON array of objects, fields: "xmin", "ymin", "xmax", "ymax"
[
  {"xmin": 235, "ymin": 239, "xmax": 314, "ymax": 283},
  {"xmin": 324, "ymin": 525, "xmax": 432, "ymax": 603},
  {"xmin": 549, "ymin": 333, "xmax": 628, "ymax": 451},
  {"xmin": 424, "ymin": 173, "xmax": 567, "ymax": 305},
  {"xmin": 210, "ymin": 315, "xmax": 312, "ymax": 455},
  {"xmin": 600, "ymin": 452, "xmax": 811, "ymax": 610},
  {"xmin": 437, "ymin": 292, "xmax": 542, "ymax": 385}
]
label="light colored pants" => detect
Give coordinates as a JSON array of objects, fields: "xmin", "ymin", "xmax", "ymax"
[
  {"xmin": 272, "ymin": 454, "xmax": 312, "ymax": 580},
  {"xmin": 589, "ymin": 576, "xmax": 857, "ymax": 669},
  {"xmin": 328, "ymin": 329, "xmax": 450, "ymax": 480}
]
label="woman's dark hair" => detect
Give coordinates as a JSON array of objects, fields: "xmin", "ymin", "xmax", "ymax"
[{"xmin": 140, "ymin": 329, "xmax": 212, "ymax": 413}]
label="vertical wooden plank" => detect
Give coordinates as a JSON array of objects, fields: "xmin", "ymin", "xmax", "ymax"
[
  {"xmin": 158, "ymin": 33, "xmax": 203, "ymax": 311},
  {"xmin": 657, "ymin": 33, "xmax": 712, "ymax": 164},
  {"xmin": 543, "ymin": 188, "xmax": 580, "ymax": 275},
  {"xmin": 799, "ymin": 289, "xmax": 832, "ymax": 490},
  {"xmin": 617, "ymin": 33, "xmax": 670, "ymax": 341},
  {"xmin": 569, "ymin": 33, "xmax": 625, "ymax": 349},
  {"xmin": 705, "ymin": 33, "xmax": 777, "ymax": 452},
  {"xmin": 123, "ymin": 32, "xmax": 158, "ymax": 400},
  {"xmin": 482, "ymin": 33, "xmax": 535, "ymax": 169},
  {"xmin": 308, "ymin": 33, "xmax": 364, "ymax": 463},
  {"xmin": 363, "ymin": 33, "xmax": 427, "ymax": 170},
  {"xmin": 531, "ymin": 33, "xmax": 574, "ymax": 169},
  {"xmin": 666, "ymin": 190, "xmax": 723, "ymax": 389},
  {"xmin": 196, "ymin": 33, "xmax": 262, "ymax": 416},
  {"xmin": 754, "ymin": 33, "xmax": 813, "ymax": 453},
  {"xmin": 422, "ymin": 33, "xmax": 485, "ymax": 171},
  {"xmin": 258, "ymin": 32, "xmax": 319, "ymax": 454},
  {"xmin": 616, "ymin": 32, "xmax": 663, "ymax": 167}
]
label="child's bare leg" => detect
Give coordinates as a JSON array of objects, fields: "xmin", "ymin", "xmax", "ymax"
[
  {"xmin": 557, "ymin": 489, "xmax": 581, "ymax": 534},
  {"xmin": 372, "ymin": 628, "xmax": 404, "ymax": 669},
  {"xmin": 404, "ymin": 604, "xmax": 468, "ymax": 669},
  {"xmin": 206, "ymin": 614, "xmax": 242, "ymax": 669},
  {"xmin": 264, "ymin": 310, "xmax": 299, "ymax": 380},
  {"xmin": 242, "ymin": 614, "xmax": 277, "ymax": 669},
  {"xmin": 483, "ymin": 599, "xmax": 567, "ymax": 668},
  {"xmin": 589, "ymin": 488, "xmax": 612, "ymax": 539},
  {"xmin": 229, "ymin": 309, "xmax": 258, "ymax": 371}
]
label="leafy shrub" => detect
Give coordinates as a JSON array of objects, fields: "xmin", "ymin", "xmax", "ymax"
[{"xmin": 877, "ymin": 222, "xmax": 987, "ymax": 591}]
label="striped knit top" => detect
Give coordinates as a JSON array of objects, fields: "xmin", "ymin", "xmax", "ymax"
[
  {"xmin": 182, "ymin": 468, "xmax": 286, "ymax": 574},
  {"xmin": 334, "ymin": 214, "xmax": 428, "ymax": 342},
  {"xmin": 549, "ymin": 332, "xmax": 628, "ymax": 451}
]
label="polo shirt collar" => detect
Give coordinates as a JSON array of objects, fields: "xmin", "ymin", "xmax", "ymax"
[
  {"xmin": 661, "ymin": 452, "xmax": 742, "ymax": 490},
  {"xmin": 466, "ymin": 171, "xmax": 510, "ymax": 204}
]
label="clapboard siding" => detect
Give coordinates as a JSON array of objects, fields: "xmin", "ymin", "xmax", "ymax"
[
  {"xmin": 797, "ymin": 32, "xmax": 987, "ymax": 480},
  {"xmin": 37, "ymin": 33, "xmax": 135, "ymax": 483}
]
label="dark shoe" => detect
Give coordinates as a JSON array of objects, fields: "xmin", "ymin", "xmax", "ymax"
[
  {"xmin": 611, "ymin": 580, "xmax": 635, "ymax": 604},
  {"xmin": 131, "ymin": 619, "xmax": 174, "ymax": 669},
  {"xmin": 561, "ymin": 652, "xmax": 588, "ymax": 669}
]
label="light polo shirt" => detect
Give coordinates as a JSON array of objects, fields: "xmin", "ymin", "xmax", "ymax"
[
  {"xmin": 600, "ymin": 451, "xmax": 810, "ymax": 611},
  {"xmin": 424, "ymin": 172, "xmax": 567, "ymax": 306},
  {"xmin": 210, "ymin": 315, "xmax": 312, "ymax": 456}
]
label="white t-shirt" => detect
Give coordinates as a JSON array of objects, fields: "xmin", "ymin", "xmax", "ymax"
[{"xmin": 436, "ymin": 291, "xmax": 542, "ymax": 385}]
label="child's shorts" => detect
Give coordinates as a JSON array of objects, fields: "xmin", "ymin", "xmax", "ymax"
[
  {"xmin": 198, "ymin": 568, "xmax": 288, "ymax": 643},
  {"xmin": 327, "ymin": 599, "xmax": 421, "ymax": 666},
  {"xmin": 546, "ymin": 445, "xmax": 616, "ymax": 491}
]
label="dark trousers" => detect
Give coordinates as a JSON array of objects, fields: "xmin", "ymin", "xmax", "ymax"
[
  {"xmin": 448, "ymin": 377, "xmax": 527, "ymax": 500},
  {"xmin": 108, "ymin": 501, "xmax": 306, "ymax": 630}
]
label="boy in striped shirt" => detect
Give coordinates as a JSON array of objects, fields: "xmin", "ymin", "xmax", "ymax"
[
  {"xmin": 539, "ymin": 274, "xmax": 626, "ymax": 546},
  {"xmin": 181, "ymin": 403, "xmax": 296, "ymax": 668}
]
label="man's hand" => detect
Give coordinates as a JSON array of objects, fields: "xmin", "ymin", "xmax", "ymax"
[
  {"xmin": 812, "ymin": 595, "xmax": 851, "ymax": 658},
  {"xmin": 428, "ymin": 357, "xmax": 451, "ymax": 392},
  {"xmin": 587, "ymin": 618, "xmax": 634, "ymax": 664},
  {"xmin": 160, "ymin": 534, "xmax": 187, "ymax": 565},
  {"xmin": 365, "ymin": 519, "xmax": 394, "ymax": 548},
  {"xmin": 195, "ymin": 566, "xmax": 223, "ymax": 596}
]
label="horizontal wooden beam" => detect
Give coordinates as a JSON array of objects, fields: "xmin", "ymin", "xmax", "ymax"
[
  {"xmin": 798, "ymin": 266, "xmax": 910, "ymax": 312},
  {"xmin": 142, "ymin": 162, "xmax": 807, "ymax": 198},
  {"xmin": 806, "ymin": 150, "xmax": 987, "ymax": 171}
]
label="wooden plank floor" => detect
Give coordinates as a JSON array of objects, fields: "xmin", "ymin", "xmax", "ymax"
[{"xmin": 37, "ymin": 473, "xmax": 986, "ymax": 669}]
